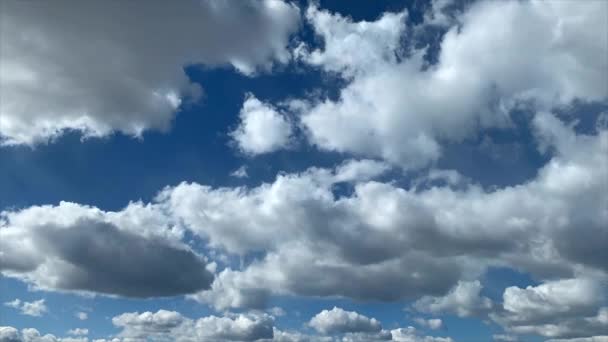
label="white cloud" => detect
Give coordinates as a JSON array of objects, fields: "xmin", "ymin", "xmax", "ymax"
[
  {"xmin": 0, "ymin": 326, "xmax": 20, "ymax": 342},
  {"xmin": 309, "ymin": 307, "xmax": 382, "ymax": 334},
  {"xmin": 66, "ymin": 329, "xmax": 87, "ymax": 337},
  {"xmin": 2, "ymin": 113, "xmax": 606, "ymax": 318},
  {"xmin": 493, "ymin": 335, "xmax": 518, "ymax": 342},
  {"xmin": 413, "ymin": 281, "xmax": 493, "ymax": 318},
  {"xmin": 0, "ymin": 327, "xmax": 90, "ymax": 342},
  {"xmin": 290, "ymin": 0, "xmax": 607, "ymax": 168},
  {"xmin": 75, "ymin": 312, "xmax": 88, "ymax": 321},
  {"xmin": 413, "ymin": 318, "xmax": 443, "ymax": 330},
  {"xmin": 231, "ymin": 165, "xmax": 249, "ymax": 179},
  {"xmin": 231, "ymin": 94, "xmax": 295, "ymax": 155},
  {"xmin": 0, "ymin": 202, "xmax": 213, "ymax": 297},
  {"xmin": 268, "ymin": 307, "xmax": 286, "ymax": 317},
  {"xmin": 491, "ymin": 278, "xmax": 608, "ymax": 338},
  {"xmin": 112, "ymin": 310, "xmax": 274, "ymax": 341},
  {"xmin": 391, "ymin": 327, "xmax": 454, "ymax": 342},
  {"xmin": 156, "ymin": 112, "xmax": 606, "ymax": 312},
  {"xmin": 4, "ymin": 299, "xmax": 47, "ymax": 317},
  {"xmin": 547, "ymin": 338, "xmax": 608, "ymax": 342},
  {"xmin": 0, "ymin": 0, "xmax": 300, "ymax": 146}
]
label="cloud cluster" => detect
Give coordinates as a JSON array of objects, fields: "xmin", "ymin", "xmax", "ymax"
[
  {"xmin": 0, "ymin": 307, "xmax": 455, "ymax": 342},
  {"xmin": 3, "ymin": 113, "xmax": 606, "ymax": 332},
  {"xmin": 0, "ymin": 202, "xmax": 213, "ymax": 297},
  {"xmin": 286, "ymin": 1, "xmax": 608, "ymax": 168},
  {"xmin": 309, "ymin": 307, "xmax": 382, "ymax": 334},
  {"xmin": 413, "ymin": 281, "xmax": 493, "ymax": 318},
  {"xmin": 1, "ymin": 2, "xmax": 607, "ymax": 341},
  {"xmin": 4, "ymin": 299, "xmax": 47, "ymax": 317},
  {"xmin": 111, "ymin": 309, "xmax": 276, "ymax": 341},
  {"xmin": 412, "ymin": 277, "xmax": 608, "ymax": 340},
  {"xmin": 491, "ymin": 278, "xmax": 608, "ymax": 338},
  {"xmin": 0, "ymin": 326, "xmax": 89, "ymax": 342},
  {"xmin": 0, "ymin": 0, "xmax": 300, "ymax": 146}
]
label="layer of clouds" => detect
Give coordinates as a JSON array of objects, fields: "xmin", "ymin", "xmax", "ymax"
[
  {"xmin": 390, "ymin": 327, "xmax": 453, "ymax": 342},
  {"xmin": 0, "ymin": 0, "xmax": 300, "ymax": 146},
  {"xmin": 0, "ymin": 327, "xmax": 89, "ymax": 342},
  {"xmin": 0, "ymin": 316, "xmax": 454, "ymax": 342},
  {"xmin": 3, "ymin": 299, "xmax": 47, "ymax": 317},
  {"xmin": 286, "ymin": 1, "xmax": 608, "ymax": 168},
  {"xmin": 231, "ymin": 95, "xmax": 295, "ymax": 155},
  {"xmin": 112, "ymin": 310, "xmax": 276, "ymax": 341},
  {"xmin": 2, "ymin": 111, "xmax": 606, "ymax": 342},
  {"xmin": 161, "ymin": 113, "xmax": 606, "ymax": 313},
  {"xmin": 0, "ymin": 202, "xmax": 213, "ymax": 297}
]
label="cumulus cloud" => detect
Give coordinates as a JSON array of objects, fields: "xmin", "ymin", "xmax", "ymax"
[
  {"xmin": 0, "ymin": 327, "xmax": 90, "ymax": 342},
  {"xmin": 66, "ymin": 329, "xmax": 87, "ymax": 337},
  {"xmin": 414, "ymin": 318, "xmax": 443, "ymax": 330},
  {"xmin": 2, "ymin": 111, "xmax": 606, "ymax": 319},
  {"xmin": 309, "ymin": 307, "xmax": 382, "ymax": 334},
  {"xmin": 391, "ymin": 327, "xmax": 454, "ymax": 342},
  {"xmin": 231, "ymin": 94, "xmax": 295, "ymax": 155},
  {"xmin": 547, "ymin": 338, "xmax": 608, "ymax": 342},
  {"xmin": 413, "ymin": 281, "xmax": 493, "ymax": 318},
  {"xmin": 174, "ymin": 112, "xmax": 606, "ymax": 311},
  {"xmin": 0, "ymin": 0, "xmax": 300, "ymax": 146},
  {"xmin": 288, "ymin": 1, "xmax": 608, "ymax": 168},
  {"xmin": 112, "ymin": 309, "xmax": 274, "ymax": 341},
  {"xmin": 0, "ymin": 327, "xmax": 20, "ymax": 342},
  {"xmin": 0, "ymin": 202, "xmax": 213, "ymax": 297},
  {"xmin": 491, "ymin": 278, "xmax": 608, "ymax": 339},
  {"xmin": 4, "ymin": 299, "xmax": 48, "ymax": 317}
]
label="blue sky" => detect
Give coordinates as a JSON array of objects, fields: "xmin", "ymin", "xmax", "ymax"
[{"xmin": 1, "ymin": 0, "xmax": 607, "ymax": 341}]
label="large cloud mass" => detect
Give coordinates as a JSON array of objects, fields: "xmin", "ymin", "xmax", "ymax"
[
  {"xmin": 291, "ymin": 0, "xmax": 608, "ymax": 168},
  {"xmin": 0, "ymin": 0, "xmax": 299, "ymax": 146},
  {"xmin": 0, "ymin": 202, "xmax": 213, "ymax": 297}
]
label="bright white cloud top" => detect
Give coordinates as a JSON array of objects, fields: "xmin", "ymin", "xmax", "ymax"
[{"xmin": 0, "ymin": 0, "xmax": 607, "ymax": 341}]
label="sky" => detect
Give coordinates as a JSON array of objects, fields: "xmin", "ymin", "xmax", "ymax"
[{"xmin": 0, "ymin": 0, "xmax": 607, "ymax": 341}]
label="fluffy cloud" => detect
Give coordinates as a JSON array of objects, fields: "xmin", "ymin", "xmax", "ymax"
[
  {"xmin": 0, "ymin": 327, "xmax": 91, "ymax": 342},
  {"xmin": 390, "ymin": 327, "xmax": 454, "ymax": 342},
  {"xmin": 184, "ymin": 112, "xmax": 605, "ymax": 311},
  {"xmin": 547, "ymin": 338, "xmax": 608, "ymax": 342},
  {"xmin": 4, "ymin": 299, "xmax": 48, "ymax": 317},
  {"xmin": 289, "ymin": 1, "xmax": 608, "ymax": 168},
  {"xmin": 413, "ymin": 281, "xmax": 493, "ymax": 317},
  {"xmin": 113, "ymin": 310, "xmax": 274, "ymax": 341},
  {"xmin": 0, "ymin": 0, "xmax": 300, "ymax": 146},
  {"xmin": 413, "ymin": 318, "xmax": 443, "ymax": 330},
  {"xmin": 2, "ymin": 111, "xmax": 606, "ymax": 319},
  {"xmin": 0, "ymin": 327, "xmax": 20, "ymax": 342},
  {"xmin": 491, "ymin": 278, "xmax": 608, "ymax": 339},
  {"xmin": 66, "ymin": 329, "xmax": 87, "ymax": 337},
  {"xmin": 309, "ymin": 307, "xmax": 382, "ymax": 334},
  {"xmin": 231, "ymin": 95, "xmax": 295, "ymax": 155},
  {"xmin": 0, "ymin": 202, "xmax": 213, "ymax": 297}
]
